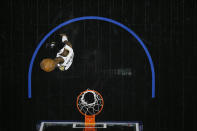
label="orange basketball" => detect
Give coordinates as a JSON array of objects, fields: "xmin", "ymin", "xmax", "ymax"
[{"xmin": 40, "ymin": 58, "xmax": 56, "ymax": 72}]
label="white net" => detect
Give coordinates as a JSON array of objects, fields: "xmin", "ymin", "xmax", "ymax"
[{"xmin": 77, "ymin": 90, "xmax": 103, "ymax": 115}]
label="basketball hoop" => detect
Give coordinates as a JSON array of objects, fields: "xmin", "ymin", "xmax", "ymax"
[
  {"xmin": 37, "ymin": 90, "xmax": 142, "ymax": 131},
  {"xmin": 76, "ymin": 89, "xmax": 104, "ymax": 131}
]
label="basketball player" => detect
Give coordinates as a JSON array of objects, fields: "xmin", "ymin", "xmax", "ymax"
[{"xmin": 40, "ymin": 34, "xmax": 74, "ymax": 72}]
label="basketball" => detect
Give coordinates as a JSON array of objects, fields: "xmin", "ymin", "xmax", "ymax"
[{"xmin": 40, "ymin": 58, "xmax": 56, "ymax": 72}]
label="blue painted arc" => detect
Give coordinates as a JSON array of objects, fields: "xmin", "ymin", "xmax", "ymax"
[{"xmin": 28, "ymin": 16, "xmax": 156, "ymax": 99}]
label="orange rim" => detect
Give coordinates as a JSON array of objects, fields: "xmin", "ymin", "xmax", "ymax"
[{"xmin": 76, "ymin": 89, "xmax": 104, "ymax": 116}]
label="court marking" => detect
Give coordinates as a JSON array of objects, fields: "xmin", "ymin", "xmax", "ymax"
[{"xmin": 28, "ymin": 16, "xmax": 155, "ymax": 98}]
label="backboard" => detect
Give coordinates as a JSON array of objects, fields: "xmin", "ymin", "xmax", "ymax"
[{"xmin": 37, "ymin": 121, "xmax": 143, "ymax": 131}]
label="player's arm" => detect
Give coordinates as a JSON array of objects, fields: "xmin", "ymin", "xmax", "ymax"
[{"xmin": 54, "ymin": 57, "xmax": 64, "ymax": 65}]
